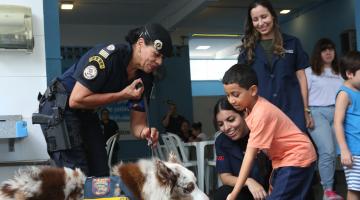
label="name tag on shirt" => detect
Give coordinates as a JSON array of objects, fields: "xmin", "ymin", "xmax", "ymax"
[{"xmin": 284, "ymin": 49, "xmax": 294, "ymax": 54}]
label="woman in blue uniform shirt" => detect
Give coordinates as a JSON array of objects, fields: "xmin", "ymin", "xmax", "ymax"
[
  {"xmin": 237, "ymin": 0, "xmax": 313, "ymax": 132},
  {"xmin": 213, "ymin": 97, "xmax": 270, "ymax": 200},
  {"xmin": 38, "ymin": 23, "xmax": 172, "ymax": 177}
]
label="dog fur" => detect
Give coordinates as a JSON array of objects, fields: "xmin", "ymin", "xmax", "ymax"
[
  {"xmin": 112, "ymin": 153, "xmax": 209, "ymax": 200},
  {"xmin": 0, "ymin": 166, "xmax": 85, "ymax": 200}
]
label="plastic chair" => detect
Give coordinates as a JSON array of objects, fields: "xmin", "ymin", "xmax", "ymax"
[
  {"xmin": 153, "ymin": 140, "xmax": 167, "ymax": 160},
  {"xmin": 161, "ymin": 132, "xmax": 198, "ymax": 171},
  {"xmin": 106, "ymin": 133, "xmax": 119, "ymax": 168},
  {"xmin": 205, "ymin": 131, "xmax": 222, "ymax": 194}
]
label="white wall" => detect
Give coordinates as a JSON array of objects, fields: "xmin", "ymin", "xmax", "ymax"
[{"xmin": 0, "ymin": 0, "xmax": 48, "ymax": 182}]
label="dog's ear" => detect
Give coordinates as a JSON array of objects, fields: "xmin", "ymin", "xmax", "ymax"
[
  {"xmin": 156, "ymin": 159, "xmax": 178, "ymax": 187},
  {"xmin": 168, "ymin": 152, "xmax": 180, "ymax": 163},
  {"xmin": 74, "ymin": 168, "xmax": 86, "ymax": 181}
]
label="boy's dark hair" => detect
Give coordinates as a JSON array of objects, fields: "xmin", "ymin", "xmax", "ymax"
[
  {"xmin": 340, "ymin": 51, "xmax": 360, "ymax": 80},
  {"xmin": 222, "ymin": 64, "xmax": 258, "ymax": 89}
]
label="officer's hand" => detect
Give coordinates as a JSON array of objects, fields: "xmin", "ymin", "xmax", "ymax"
[
  {"xmin": 141, "ymin": 127, "xmax": 159, "ymax": 148},
  {"xmin": 123, "ymin": 79, "xmax": 144, "ymax": 100}
]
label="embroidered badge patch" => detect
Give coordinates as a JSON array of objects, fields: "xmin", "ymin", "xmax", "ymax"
[
  {"xmin": 216, "ymin": 156, "xmax": 225, "ymax": 161},
  {"xmin": 99, "ymin": 49, "xmax": 110, "ymax": 59},
  {"xmin": 107, "ymin": 44, "xmax": 115, "ymax": 51},
  {"xmin": 92, "ymin": 177, "xmax": 110, "ymax": 196},
  {"xmin": 89, "ymin": 56, "xmax": 105, "ymax": 69},
  {"xmin": 153, "ymin": 39, "xmax": 163, "ymax": 51},
  {"xmin": 83, "ymin": 65, "xmax": 98, "ymax": 80}
]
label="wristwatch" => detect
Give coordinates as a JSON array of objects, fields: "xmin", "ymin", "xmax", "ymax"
[{"xmin": 304, "ymin": 107, "xmax": 311, "ymax": 114}]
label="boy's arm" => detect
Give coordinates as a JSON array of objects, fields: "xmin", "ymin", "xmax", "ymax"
[
  {"xmin": 333, "ymin": 91, "xmax": 352, "ymax": 167},
  {"xmin": 227, "ymin": 146, "xmax": 258, "ymax": 200}
]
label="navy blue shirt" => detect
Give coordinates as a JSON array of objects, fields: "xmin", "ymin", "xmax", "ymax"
[
  {"xmin": 58, "ymin": 43, "xmax": 153, "ymax": 111},
  {"xmin": 238, "ymin": 34, "xmax": 309, "ymax": 132},
  {"xmin": 215, "ymin": 133, "xmax": 265, "ymax": 185}
]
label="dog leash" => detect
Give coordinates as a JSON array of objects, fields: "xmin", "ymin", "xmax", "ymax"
[{"xmin": 142, "ymin": 87, "xmax": 155, "ymax": 158}]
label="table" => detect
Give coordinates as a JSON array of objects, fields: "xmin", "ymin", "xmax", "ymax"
[{"xmin": 188, "ymin": 140, "xmax": 215, "ymax": 191}]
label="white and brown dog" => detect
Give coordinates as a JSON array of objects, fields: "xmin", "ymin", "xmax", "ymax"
[
  {"xmin": 0, "ymin": 154, "xmax": 208, "ymax": 200},
  {"xmin": 0, "ymin": 166, "xmax": 85, "ymax": 200},
  {"xmin": 112, "ymin": 153, "xmax": 209, "ymax": 200}
]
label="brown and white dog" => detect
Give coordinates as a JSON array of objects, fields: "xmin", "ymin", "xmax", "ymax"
[
  {"xmin": 0, "ymin": 166, "xmax": 85, "ymax": 200},
  {"xmin": 112, "ymin": 153, "xmax": 209, "ymax": 200},
  {"xmin": 0, "ymin": 154, "xmax": 208, "ymax": 200}
]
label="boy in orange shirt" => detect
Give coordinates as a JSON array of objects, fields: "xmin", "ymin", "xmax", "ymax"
[{"xmin": 223, "ymin": 64, "xmax": 317, "ymax": 200}]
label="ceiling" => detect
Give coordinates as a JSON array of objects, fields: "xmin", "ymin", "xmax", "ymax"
[{"xmin": 59, "ymin": 0, "xmax": 325, "ymax": 59}]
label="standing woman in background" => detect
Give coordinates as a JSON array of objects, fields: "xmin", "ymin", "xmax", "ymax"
[
  {"xmin": 306, "ymin": 38, "xmax": 343, "ymax": 200},
  {"xmin": 237, "ymin": 0, "xmax": 312, "ymax": 132}
]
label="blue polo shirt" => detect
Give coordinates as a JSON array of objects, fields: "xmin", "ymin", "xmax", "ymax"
[
  {"xmin": 238, "ymin": 34, "xmax": 309, "ymax": 132},
  {"xmin": 215, "ymin": 133, "xmax": 266, "ymax": 185}
]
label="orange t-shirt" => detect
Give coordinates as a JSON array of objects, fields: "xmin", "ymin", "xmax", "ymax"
[{"xmin": 245, "ymin": 97, "xmax": 316, "ymax": 169}]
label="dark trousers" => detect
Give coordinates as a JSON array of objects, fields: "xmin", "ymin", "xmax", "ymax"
[
  {"xmin": 267, "ymin": 162, "xmax": 316, "ymax": 200},
  {"xmin": 49, "ymin": 110, "xmax": 109, "ymax": 177},
  {"xmin": 214, "ymin": 185, "xmax": 254, "ymax": 200}
]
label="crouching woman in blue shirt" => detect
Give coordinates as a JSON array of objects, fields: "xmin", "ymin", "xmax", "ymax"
[{"xmin": 213, "ymin": 97, "xmax": 271, "ymax": 200}]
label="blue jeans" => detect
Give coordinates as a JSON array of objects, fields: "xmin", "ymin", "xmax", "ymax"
[{"xmin": 308, "ymin": 106, "xmax": 337, "ymax": 190}]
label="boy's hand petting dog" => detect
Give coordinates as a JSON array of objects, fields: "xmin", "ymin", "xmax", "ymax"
[{"xmin": 246, "ymin": 178, "xmax": 267, "ymax": 200}]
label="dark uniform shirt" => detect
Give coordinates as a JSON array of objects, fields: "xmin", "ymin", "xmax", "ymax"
[
  {"xmin": 215, "ymin": 133, "xmax": 266, "ymax": 185},
  {"xmin": 238, "ymin": 34, "xmax": 309, "ymax": 132},
  {"xmin": 58, "ymin": 43, "xmax": 153, "ymax": 110}
]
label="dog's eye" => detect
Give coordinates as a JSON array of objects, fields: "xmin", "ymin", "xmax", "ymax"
[{"xmin": 182, "ymin": 182, "xmax": 195, "ymax": 194}]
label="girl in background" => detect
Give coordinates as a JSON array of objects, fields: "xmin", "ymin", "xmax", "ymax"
[{"xmin": 306, "ymin": 38, "xmax": 343, "ymax": 200}]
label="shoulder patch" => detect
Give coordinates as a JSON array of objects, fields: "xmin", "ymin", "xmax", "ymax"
[
  {"xmin": 107, "ymin": 44, "xmax": 115, "ymax": 51},
  {"xmin": 89, "ymin": 56, "xmax": 105, "ymax": 69},
  {"xmin": 97, "ymin": 44, "xmax": 116, "ymax": 59},
  {"xmin": 99, "ymin": 49, "xmax": 110, "ymax": 59},
  {"xmin": 83, "ymin": 65, "xmax": 98, "ymax": 80}
]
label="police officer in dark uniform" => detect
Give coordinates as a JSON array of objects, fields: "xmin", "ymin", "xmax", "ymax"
[
  {"xmin": 35, "ymin": 23, "xmax": 172, "ymax": 177},
  {"xmin": 213, "ymin": 97, "xmax": 270, "ymax": 200}
]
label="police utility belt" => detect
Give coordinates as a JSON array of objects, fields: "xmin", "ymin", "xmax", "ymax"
[{"xmin": 32, "ymin": 79, "xmax": 72, "ymax": 152}]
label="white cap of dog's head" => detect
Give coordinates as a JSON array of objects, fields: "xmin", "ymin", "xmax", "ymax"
[{"xmin": 155, "ymin": 153, "xmax": 209, "ymax": 200}]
